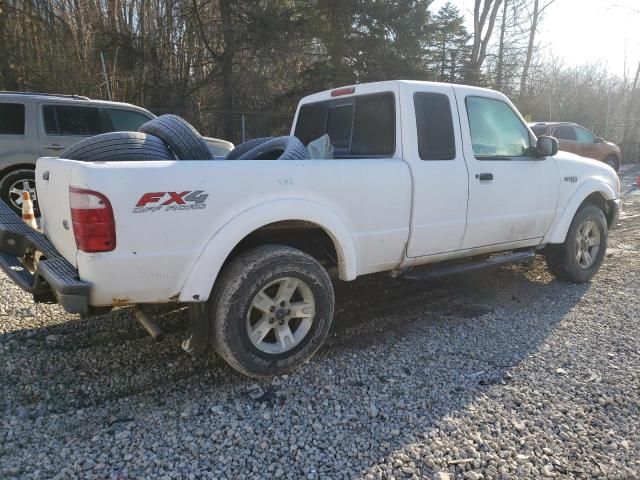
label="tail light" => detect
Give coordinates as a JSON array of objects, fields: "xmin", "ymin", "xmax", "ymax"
[{"xmin": 69, "ymin": 187, "xmax": 116, "ymax": 253}]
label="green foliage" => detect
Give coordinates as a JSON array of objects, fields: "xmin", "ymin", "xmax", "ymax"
[
  {"xmin": 427, "ymin": 2, "xmax": 470, "ymax": 83},
  {"xmin": 1, "ymin": 0, "xmax": 638, "ymax": 149}
]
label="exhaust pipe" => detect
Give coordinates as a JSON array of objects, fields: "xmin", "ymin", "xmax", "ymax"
[{"xmin": 133, "ymin": 306, "xmax": 164, "ymax": 342}]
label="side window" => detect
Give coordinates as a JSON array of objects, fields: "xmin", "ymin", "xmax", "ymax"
[
  {"xmin": 552, "ymin": 125, "xmax": 576, "ymax": 141},
  {"xmin": 294, "ymin": 92, "xmax": 395, "ymax": 157},
  {"xmin": 0, "ymin": 103, "xmax": 25, "ymax": 135},
  {"xmin": 414, "ymin": 92, "xmax": 455, "ymax": 160},
  {"xmin": 106, "ymin": 108, "xmax": 152, "ymax": 131},
  {"xmin": 43, "ymin": 105, "xmax": 104, "ymax": 136},
  {"xmin": 575, "ymin": 126, "xmax": 595, "ymax": 143},
  {"xmin": 466, "ymin": 96, "xmax": 530, "ymax": 159}
]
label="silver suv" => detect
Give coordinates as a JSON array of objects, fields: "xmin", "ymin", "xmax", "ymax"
[{"xmin": 0, "ymin": 92, "xmax": 233, "ymax": 213}]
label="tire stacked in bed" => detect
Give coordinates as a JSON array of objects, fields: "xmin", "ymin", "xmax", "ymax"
[{"xmin": 60, "ymin": 115, "xmax": 309, "ymax": 162}]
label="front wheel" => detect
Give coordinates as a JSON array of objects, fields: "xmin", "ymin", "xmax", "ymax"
[
  {"xmin": 545, "ymin": 204, "xmax": 608, "ymax": 283},
  {"xmin": 210, "ymin": 245, "xmax": 335, "ymax": 377}
]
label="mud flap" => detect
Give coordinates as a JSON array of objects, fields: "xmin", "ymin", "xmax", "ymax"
[{"xmin": 181, "ymin": 303, "xmax": 210, "ymax": 357}]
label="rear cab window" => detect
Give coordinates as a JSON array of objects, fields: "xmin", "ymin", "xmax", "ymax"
[
  {"xmin": 294, "ymin": 92, "xmax": 395, "ymax": 157},
  {"xmin": 0, "ymin": 103, "xmax": 26, "ymax": 135},
  {"xmin": 43, "ymin": 104, "xmax": 104, "ymax": 136}
]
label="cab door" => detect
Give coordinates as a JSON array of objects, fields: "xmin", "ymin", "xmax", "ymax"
[
  {"xmin": 401, "ymin": 83, "xmax": 469, "ymax": 257},
  {"xmin": 455, "ymin": 89, "xmax": 560, "ymax": 249}
]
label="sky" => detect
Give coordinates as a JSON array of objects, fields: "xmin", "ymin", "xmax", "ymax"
[{"xmin": 429, "ymin": 0, "xmax": 640, "ymax": 77}]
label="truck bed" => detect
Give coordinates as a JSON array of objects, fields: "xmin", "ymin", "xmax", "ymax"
[{"xmin": 35, "ymin": 157, "xmax": 412, "ymax": 306}]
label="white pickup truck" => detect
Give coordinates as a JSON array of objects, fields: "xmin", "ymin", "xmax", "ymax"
[{"xmin": 0, "ymin": 81, "xmax": 621, "ymax": 377}]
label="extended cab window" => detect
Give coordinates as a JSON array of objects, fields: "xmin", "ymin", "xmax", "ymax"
[
  {"xmin": 106, "ymin": 108, "xmax": 152, "ymax": 131},
  {"xmin": 294, "ymin": 92, "xmax": 395, "ymax": 157},
  {"xmin": 0, "ymin": 103, "xmax": 25, "ymax": 135},
  {"xmin": 466, "ymin": 96, "xmax": 530, "ymax": 159},
  {"xmin": 43, "ymin": 105, "xmax": 104, "ymax": 136},
  {"xmin": 414, "ymin": 92, "xmax": 455, "ymax": 160}
]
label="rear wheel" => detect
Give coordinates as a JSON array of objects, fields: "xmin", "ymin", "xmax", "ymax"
[
  {"xmin": 0, "ymin": 168, "xmax": 36, "ymax": 215},
  {"xmin": 545, "ymin": 204, "xmax": 607, "ymax": 283},
  {"xmin": 210, "ymin": 245, "xmax": 334, "ymax": 377}
]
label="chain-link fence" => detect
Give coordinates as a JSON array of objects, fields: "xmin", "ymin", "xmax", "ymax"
[
  {"xmin": 150, "ymin": 108, "xmax": 292, "ymax": 145},
  {"xmin": 621, "ymin": 142, "xmax": 640, "ymax": 164}
]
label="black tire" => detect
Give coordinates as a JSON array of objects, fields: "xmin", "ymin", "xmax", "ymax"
[
  {"xmin": 604, "ymin": 155, "xmax": 619, "ymax": 172},
  {"xmin": 210, "ymin": 245, "xmax": 334, "ymax": 377},
  {"xmin": 226, "ymin": 137, "xmax": 274, "ymax": 160},
  {"xmin": 545, "ymin": 204, "xmax": 608, "ymax": 283},
  {"xmin": 139, "ymin": 114, "xmax": 213, "ymax": 160},
  {"xmin": 60, "ymin": 132, "xmax": 174, "ymax": 162},
  {"xmin": 236, "ymin": 136, "xmax": 310, "ymax": 161},
  {"xmin": 0, "ymin": 168, "xmax": 37, "ymax": 215}
]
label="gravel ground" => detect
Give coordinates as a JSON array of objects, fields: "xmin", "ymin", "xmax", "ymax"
[{"xmin": 1, "ymin": 166, "xmax": 639, "ymax": 480}]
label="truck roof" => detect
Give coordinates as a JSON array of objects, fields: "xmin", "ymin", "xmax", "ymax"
[{"xmin": 298, "ymin": 80, "xmax": 503, "ymax": 105}]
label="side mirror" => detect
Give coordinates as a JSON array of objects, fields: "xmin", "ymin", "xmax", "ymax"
[
  {"xmin": 595, "ymin": 137, "xmax": 604, "ymax": 143},
  {"xmin": 535, "ymin": 135, "xmax": 559, "ymax": 158}
]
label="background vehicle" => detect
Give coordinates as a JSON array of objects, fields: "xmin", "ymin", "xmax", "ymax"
[
  {"xmin": 530, "ymin": 122, "xmax": 621, "ymax": 171},
  {"xmin": 0, "ymin": 92, "xmax": 232, "ymax": 214},
  {"xmin": 0, "ymin": 81, "xmax": 621, "ymax": 377}
]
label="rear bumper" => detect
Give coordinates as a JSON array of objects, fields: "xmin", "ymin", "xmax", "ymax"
[{"xmin": 0, "ymin": 201, "xmax": 90, "ymax": 315}]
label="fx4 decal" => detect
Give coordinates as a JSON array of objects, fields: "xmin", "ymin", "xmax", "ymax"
[
  {"xmin": 564, "ymin": 176, "xmax": 578, "ymax": 183},
  {"xmin": 132, "ymin": 191, "xmax": 209, "ymax": 213}
]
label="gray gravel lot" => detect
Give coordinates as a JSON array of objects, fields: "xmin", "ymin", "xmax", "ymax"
[{"xmin": 1, "ymin": 166, "xmax": 639, "ymax": 480}]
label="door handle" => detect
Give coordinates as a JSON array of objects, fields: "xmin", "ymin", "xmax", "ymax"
[
  {"xmin": 476, "ymin": 173, "xmax": 493, "ymax": 181},
  {"xmin": 44, "ymin": 144, "xmax": 64, "ymax": 151}
]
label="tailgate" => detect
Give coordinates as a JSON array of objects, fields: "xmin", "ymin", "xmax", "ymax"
[{"xmin": 35, "ymin": 157, "xmax": 79, "ymax": 266}]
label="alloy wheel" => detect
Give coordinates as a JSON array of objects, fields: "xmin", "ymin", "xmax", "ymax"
[{"xmin": 246, "ymin": 277, "xmax": 316, "ymax": 354}]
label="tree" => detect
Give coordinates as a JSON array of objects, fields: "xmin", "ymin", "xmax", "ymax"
[
  {"xmin": 467, "ymin": 0, "xmax": 504, "ymax": 84},
  {"xmin": 429, "ymin": 2, "xmax": 470, "ymax": 83},
  {"xmin": 0, "ymin": 0, "xmax": 637, "ymax": 151},
  {"xmin": 518, "ymin": 0, "xmax": 558, "ymax": 103}
]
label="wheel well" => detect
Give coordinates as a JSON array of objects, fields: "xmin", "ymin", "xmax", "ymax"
[
  {"xmin": 582, "ymin": 192, "xmax": 616, "ymax": 227},
  {"xmin": 0, "ymin": 164, "xmax": 36, "ymax": 178},
  {"xmin": 223, "ymin": 221, "xmax": 340, "ymax": 277},
  {"xmin": 604, "ymin": 154, "xmax": 620, "ymax": 167}
]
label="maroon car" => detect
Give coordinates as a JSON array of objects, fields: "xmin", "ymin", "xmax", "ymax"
[{"xmin": 530, "ymin": 122, "xmax": 621, "ymax": 171}]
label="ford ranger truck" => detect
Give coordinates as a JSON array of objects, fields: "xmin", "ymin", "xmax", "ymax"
[{"xmin": 0, "ymin": 81, "xmax": 621, "ymax": 377}]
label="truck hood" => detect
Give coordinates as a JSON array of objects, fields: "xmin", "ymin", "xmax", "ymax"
[{"xmin": 553, "ymin": 150, "xmax": 620, "ymax": 199}]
